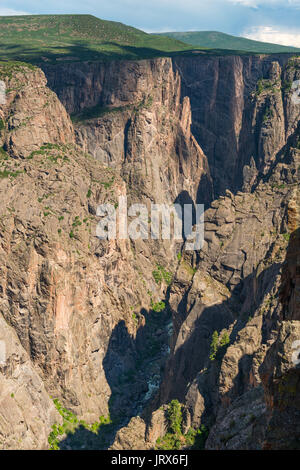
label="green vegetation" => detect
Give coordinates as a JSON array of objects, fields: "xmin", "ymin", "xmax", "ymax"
[
  {"xmin": 184, "ymin": 425, "xmax": 209, "ymax": 448},
  {"xmin": 72, "ymin": 216, "xmax": 82, "ymax": 228},
  {"xmin": 0, "ymin": 60, "xmax": 36, "ymax": 79},
  {"xmin": 0, "ymin": 169, "xmax": 23, "ymax": 179},
  {"xmin": 209, "ymin": 330, "xmax": 230, "ymax": 361},
  {"xmin": 152, "ymin": 264, "xmax": 173, "ymax": 285},
  {"xmin": 282, "ymin": 232, "xmax": 290, "ymax": 242},
  {"xmin": 156, "ymin": 400, "xmax": 183, "ymax": 450},
  {"xmin": 182, "ymin": 260, "xmax": 197, "ymax": 276},
  {"xmin": 219, "ymin": 331, "xmax": 230, "ymax": 348},
  {"xmin": 287, "ymin": 57, "xmax": 300, "ymax": 69},
  {"xmin": 209, "ymin": 331, "xmax": 219, "ymax": 361},
  {"xmin": 271, "ymin": 182, "xmax": 286, "ymax": 189},
  {"xmin": 263, "ymin": 107, "xmax": 273, "ymax": 123},
  {"xmin": 255, "ymin": 78, "xmax": 279, "ymax": 96},
  {"xmin": 71, "ymin": 103, "xmax": 132, "ymax": 123},
  {"xmin": 48, "ymin": 398, "xmax": 112, "ymax": 450},
  {"xmin": 0, "ymin": 147, "xmax": 9, "ymax": 160},
  {"xmin": 101, "ymin": 176, "xmax": 115, "ymax": 189},
  {"xmin": 282, "ymin": 80, "xmax": 293, "ymax": 93},
  {"xmin": 47, "ymin": 154, "xmax": 70, "ymax": 164},
  {"xmin": 26, "ymin": 144, "xmax": 71, "ymax": 169},
  {"xmin": 1, "ymin": 15, "xmax": 297, "ymax": 65},
  {"xmin": 151, "ymin": 300, "xmax": 166, "ymax": 313},
  {"xmin": 0, "ymin": 14, "xmax": 194, "ymax": 64},
  {"xmin": 156, "ymin": 400, "xmax": 209, "ymax": 450},
  {"xmin": 168, "ymin": 399, "xmax": 182, "ymax": 434},
  {"xmin": 71, "ymin": 95, "xmax": 153, "ymax": 123},
  {"xmin": 154, "ymin": 31, "xmax": 300, "ymax": 54}
]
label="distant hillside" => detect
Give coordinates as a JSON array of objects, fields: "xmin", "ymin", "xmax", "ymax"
[
  {"xmin": 0, "ymin": 14, "xmax": 192, "ymax": 63},
  {"xmin": 0, "ymin": 16, "xmax": 299, "ymax": 64},
  {"xmin": 154, "ymin": 31, "xmax": 300, "ymax": 53}
]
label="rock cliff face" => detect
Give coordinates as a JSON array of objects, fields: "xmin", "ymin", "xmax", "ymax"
[
  {"xmin": 45, "ymin": 58, "xmax": 212, "ymax": 207},
  {"xmin": 0, "ymin": 54, "xmax": 299, "ymax": 450},
  {"xmin": 43, "ymin": 54, "xmax": 298, "ymax": 197},
  {"xmin": 172, "ymin": 55, "xmax": 300, "ymax": 196}
]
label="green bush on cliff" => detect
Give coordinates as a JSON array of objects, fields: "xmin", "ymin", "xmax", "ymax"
[
  {"xmin": 156, "ymin": 400, "xmax": 183, "ymax": 450},
  {"xmin": 263, "ymin": 107, "xmax": 273, "ymax": 123},
  {"xmin": 0, "ymin": 169, "xmax": 23, "ymax": 179},
  {"xmin": 184, "ymin": 425, "xmax": 209, "ymax": 449},
  {"xmin": 156, "ymin": 400, "xmax": 209, "ymax": 450},
  {"xmin": 282, "ymin": 80, "xmax": 293, "ymax": 93},
  {"xmin": 168, "ymin": 399, "xmax": 182, "ymax": 435},
  {"xmin": 0, "ymin": 147, "xmax": 8, "ymax": 160},
  {"xmin": 152, "ymin": 264, "xmax": 172, "ymax": 285},
  {"xmin": 48, "ymin": 398, "xmax": 112, "ymax": 450},
  {"xmin": 209, "ymin": 330, "xmax": 219, "ymax": 361},
  {"xmin": 156, "ymin": 433, "xmax": 182, "ymax": 450},
  {"xmin": 219, "ymin": 331, "xmax": 230, "ymax": 348},
  {"xmin": 209, "ymin": 330, "xmax": 230, "ymax": 361},
  {"xmin": 151, "ymin": 300, "xmax": 166, "ymax": 312}
]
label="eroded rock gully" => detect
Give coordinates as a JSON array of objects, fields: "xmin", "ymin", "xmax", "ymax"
[{"xmin": 0, "ymin": 54, "xmax": 299, "ymax": 450}]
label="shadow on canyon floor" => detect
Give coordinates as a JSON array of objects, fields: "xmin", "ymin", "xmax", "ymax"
[
  {"xmin": 58, "ymin": 291, "xmax": 173, "ymax": 449},
  {"xmin": 58, "ymin": 229, "xmax": 298, "ymax": 449},
  {"xmin": 158, "ymin": 258, "xmax": 283, "ymax": 425}
]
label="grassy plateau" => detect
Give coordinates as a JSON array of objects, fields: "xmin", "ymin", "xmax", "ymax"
[
  {"xmin": 153, "ymin": 30, "xmax": 300, "ymax": 54},
  {"xmin": 1, "ymin": 15, "xmax": 299, "ymax": 65}
]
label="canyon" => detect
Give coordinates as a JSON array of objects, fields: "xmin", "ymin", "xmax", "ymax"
[{"xmin": 0, "ymin": 52, "xmax": 299, "ymax": 450}]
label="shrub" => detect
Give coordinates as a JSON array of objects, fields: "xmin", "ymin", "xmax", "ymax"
[
  {"xmin": 156, "ymin": 400, "xmax": 209, "ymax": 450},
  {"xmin": 0, "ymin": 147, "xmax": 8, "ymax": 159},
  {"xmin": 0, "ymin": 169, "xmax": 22, "ymax": 179},
  {"xmin": 151, "ymin": 300, "xmax": 166, "ymax": 312},
  {"xmin": 156, "ymin": 400, "xmax": 183, "ymax": 450},
  {"xmin": 156, "ymin": 433, "xmax": 181, "ymax": 450},
  {"xmin": 168, "ymin": 399, "xmax": 182, "ymax": 435},
  {"xmin": 48, "ymin": 398, "xmax": 111, "ymax": 450},
  {"xmin": 185, "ymin": 425, "xmax": 209, "ymax": 449},
  {"xmin": 209, "ymin": 331, "xmax": 219, "ymax": 361},
  {"xmin": 283, "ymin": 232, "xmax": 290, "ymax": 242},
  {"xmin": 219, "ymin": 332, "xmax": 230, "ymax": 348},
  {"xmin": 152, "ymin": 264, "xmax": 172, "ymax": 285}
]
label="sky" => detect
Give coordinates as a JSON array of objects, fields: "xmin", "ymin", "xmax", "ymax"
[{"xmin": 0, "ymin": 0, "xmax": 300, "ymax": 47}]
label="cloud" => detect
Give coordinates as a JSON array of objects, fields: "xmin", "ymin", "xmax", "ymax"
[
  {"xmin": 244, "ymin": 25, "xmax": 300, "ymax": 47},
  {"xmin": 0, "ymin": 8, "xmax": 30, "ymax": 15},
  {"xmin": 228, "ymin": 0, "xmax": 300, "ymax": 6},
  {"xmin": 228, "ymin": 0, "xmax": 258, "ymax": 6}
]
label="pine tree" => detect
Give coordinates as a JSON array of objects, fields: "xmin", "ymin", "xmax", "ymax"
[{"xmin": 209, "ymin": 330, "xmax": 219, "ymax": 361}]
